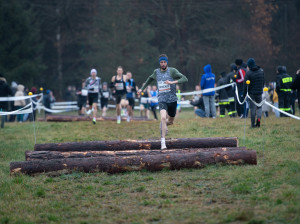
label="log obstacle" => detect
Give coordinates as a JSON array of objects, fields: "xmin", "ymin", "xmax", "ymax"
[
  {"xmin": 11, "ymin": 148, "xmax": 256, "ymax": 175},
  {"xmin": 26, "ymin": 147, "xmax": 247, "ymax": 161},
  {"xmin": 34, "ymin": 137, "xmax": 239, "ymax": 152},
  {"xmin": 45, "ymin": 115, "xmax": 154, "ymax": 122}
]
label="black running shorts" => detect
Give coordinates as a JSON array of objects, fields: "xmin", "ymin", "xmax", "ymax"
[
  {"xmin": 127, "ymin": 97, "xmax": 135, "ymax": 107},
  {"xmin": 116, "ymin": 94, "xmax": 126, "ymax": 104},
  {"xmin": 159, "ymin": 101, "xmax": 177, "ymax": 117},
  {"xmin": 88, "ymin": 93, "xmax": 99, "ymax": 106},
  {"xmin": 101, "ymin": 98, "xmax": 108, "ymax": 109}
]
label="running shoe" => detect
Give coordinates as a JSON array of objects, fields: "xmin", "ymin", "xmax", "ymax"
[
  {"xmin": 161, "ymin": 142, "xmax": 167, "ymax": 150},
  {"xmin": 92, "ymin": 118, "xmax": 96, "ymax": 124}
]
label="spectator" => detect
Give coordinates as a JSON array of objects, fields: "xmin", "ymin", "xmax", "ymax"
[
  {"xmin": 217, "ymin": 72, "xmax": 231, "ymax": 118},
  {"xmin": 262, "ymin": 87, "xmax": 271, "ymax": 117},
  {"xmin": 0, "ymin": 73, "xmax": 13, "ymax": 128},
  {"xmin": 243, "ymin": 58, "xmax": 264, "ymax": 128},
  {"xmin": 190, "ymin": 95, "xmax": 205, "ymax": 118},
  {"xmin": 43, "ymin": 90, "xmax": 52, "ymax": 116},
  {"xmin": 8, "ymin": 81, "xmax": 18, "ymax": 122},
  {"xmin": 226, "ymin": 64, "xmax": 237, "ymax": 117},
  {"xmin": 234, "ymin": 59, "xmax": 246, "ymax": 118},
  {"xmin": 150, "ymin": 85, "xmax": 158, "ymax": 120},
  {"xmin": 276, "ymin": 66, "xmax": 293, "ymax": 117},
  {"xmin": 291, "ymin": 69, "xmax": 300, "ymax": 113},
  {"xmin": 200, "ymin": 64, "xmax": 216, "ymax": 118},
  {"xmin": 14, "ymin": 84, "xmax": 26, "ymax": 123},
  {"xmin": 272, "ymin": 89, "xmax": 280, "ymax": 117}
]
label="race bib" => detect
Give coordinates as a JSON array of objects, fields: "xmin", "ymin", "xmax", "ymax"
[
  {"xmin": 81, "ymin": 89, "xmax": 88, "ymax": 96},
  {"xmin": 115, "ymin": 83, "xmax": 124, "ymax": 91},
  {"xmin": 103, "ymin": 92, "xmax": 109, "ymax": 98},
  {"xmin": 126, "ymin": 85, "xmax": 132, "ymax": 92},
  {"xmin": 158, "ymin": 81, "xmax": 170, "ymax": 93},
  {"xmin": 93, "ymin": 87, "xmax": 99, "ymax": 92}
]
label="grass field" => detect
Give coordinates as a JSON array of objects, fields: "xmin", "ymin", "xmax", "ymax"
[{"xmin": 0, "ymin": 109, "xmax": 300, "ymax": 224}]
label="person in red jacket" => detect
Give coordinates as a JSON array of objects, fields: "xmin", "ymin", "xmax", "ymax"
[{"xmin": 234, "ymin": 59, "xmax": 246, "ymax": 118}]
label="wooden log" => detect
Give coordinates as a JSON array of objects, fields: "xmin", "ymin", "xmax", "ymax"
[
  {"xmin": 34, "ymin": 137, "xmax": 239, "ymax": 152},
  {"xmin": 45, "ymin": 115, "xmax": 154, "ymax": 122},
  {"xmin": 11, "ymin": 149, "xmax": 257, "ymax": 175},
  {"xmin": 26, "ymin": 147, "xmax": 247, "ymax": 161}
]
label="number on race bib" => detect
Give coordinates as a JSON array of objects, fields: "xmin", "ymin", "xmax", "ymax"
[
  {"xmin": 158, "ymin": 81, "xmax": 170, "ymax": 93},
  {"xmin": 115, "ymin": 83, "xmax": 124, "ymax": 91},
  {"xmin": 81, "ymin": 89, "xmax": 88, "ymax": 96}
]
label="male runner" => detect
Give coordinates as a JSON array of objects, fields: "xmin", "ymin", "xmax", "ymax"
[
  {"xmin": 137, "ymin": 54, "xmax": 188, "ymax": 149},
  {"xmin": 85, "ymin": 68, "xmax": 101, "ymax": 124},
  {"xmin": 125, "ymin": 71, "xmax": 137, "ymax": 122},
  {"xmin": 111, "ymin": 66, "xmax": 127, "ymax": 124}
]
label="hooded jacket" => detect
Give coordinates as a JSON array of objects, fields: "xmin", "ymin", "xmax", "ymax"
[
  {"xmin": 200, "ymin": 64, "xmax": 215, "ymax": 96},
  {"xmin": 243, "ymin": 66, "xmax": 264, "ymax": 96},
  {"xmin": 0, "ymin": 77, "xmax": 13, "ymax": 110},
  {"xmin": 14, "ymin": 84, "xmax": 26, "ymax": 106}
]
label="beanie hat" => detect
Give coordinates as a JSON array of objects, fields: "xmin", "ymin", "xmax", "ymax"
[
  {"xmin": 235, "ymin": 59, "xmax": 243, "ymax": 66},
  {"xmin": 247, "ymin": 58, "xmax": 256, "ymax": 69},
  {"xmin": 90, "ymin": 69, "xmax": 97, "ymax": 75}
]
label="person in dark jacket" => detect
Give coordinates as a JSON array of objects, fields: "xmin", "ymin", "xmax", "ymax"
[
  {"xmin": 0, "ymin": 73, "xmax": 13, "ymax": 128},
  {"xmin": 234, "ymin": 59, "xmax": 246, "ymax": 117},
  {"xmin": 291, "ymin": 69, "xmax": 300, "ymax": 112},
  {"xmin": 190, "ymin": 95, "xmax": 205, "ymax": 117},
  {"xmin": 226, "ymin": 64, "xmax": 237, "ymax": 117},
  {"xmin": 276, "ymin": 66, "xmax": 293, "ymax": 117},
  {"xmin": 243, "ymin": 58, "xmax": 264, "ymax": 128},
  {"xmin": 217, "ymin": 72, "xmax": 231, "ymax": 117}
]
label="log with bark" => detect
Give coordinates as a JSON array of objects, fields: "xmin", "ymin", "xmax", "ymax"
[
  {"xmin": 45, "ymin": 115, "xmax": 154, "ymax": 122},
  {"xmin": 26, "ymin": 147, "xmax": 247, "ymax": 161},
  {"xmin": 11, "ymin": 148, "xmax": 256, "ymax": 175},
  {"xmin": 34, "ymin": 137, "xmax": 239, "ymax": 152}
]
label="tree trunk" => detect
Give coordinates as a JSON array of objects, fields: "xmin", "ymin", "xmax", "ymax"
[
  {"xmin": 45, "ymin": 115, "xmax": 154, "ymax": 122},
  {"xmin": 26, "ymin": 147, "xmax": 247, "ymax": 161},
  {"xmin": 11, "ymin": 149, "xmax": 256, "ymax": 175},
  {"xmin": 34, "ymin": 137, "xmax": 239, "ymax": 152}
]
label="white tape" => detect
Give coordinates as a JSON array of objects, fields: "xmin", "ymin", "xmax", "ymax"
[
  {"xmin": 0, "ymin": 103, "xmax": 33, "ymax": 115},
  {"xmin": 264, "ymin": 102, "xmax": 300, "ymax": 120},
  {"xmin": 0, "ymin": 93, "xmax": 43, "ymax": 102},
  {"xmin": 180, "ymin": 83, "xmax": 235, "ymax": 96}
]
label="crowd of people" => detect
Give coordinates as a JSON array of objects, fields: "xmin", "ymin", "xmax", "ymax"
[
  {"xmin": 189, "ymin": 59, "xmax": 300, "ymax": 127},
  {"xmin": 1, "ymin": 56, "xmax": 300, "ymax": 131}
]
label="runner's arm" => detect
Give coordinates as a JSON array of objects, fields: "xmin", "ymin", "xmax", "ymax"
[
  {"xmin": 171, "ymin": 68, "xmax": 188, "ymax": 84},
  {"xmin": 140, "ymin": 72, "xmax": 156, "ymax": 91}
]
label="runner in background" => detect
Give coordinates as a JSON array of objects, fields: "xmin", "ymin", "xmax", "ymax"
[
  {"xmin": 76, "ymin": 79, "xmax": 88, "ymax": 116},
  {"xmin": 125, "ymin": 71, "xmax": 137, "ymax": 122},
  {"xmin": 139, "ymin": 85, "xmax": 150, "ymax": 119},
  {"xmin": 138, "ymin": 54, "xmax": 188, "ymax": 150},
  {"xmin": 86, "ymin": 68, "xmax": 101, "ymax": 124},
  {"xmin": 110, "ymin": 66, "xmax": 127, "ymax": 124},
  {"xmin": 150, "ymin": 85, "xmax": 158, "ymax": 120},
  {"xmin": 100, "ymin": 82, "xmax": 110, "ymax": 117}
]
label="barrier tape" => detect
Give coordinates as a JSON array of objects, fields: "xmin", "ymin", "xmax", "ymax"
[
  {"xmin": 0, "ymin": 93, "xmax": 43, "ymax": 102},
  {"xmin": 0, "ymin": 102, "xmax": 33, "ymax": 115}
]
